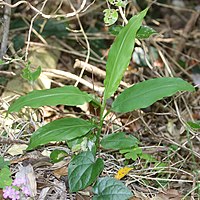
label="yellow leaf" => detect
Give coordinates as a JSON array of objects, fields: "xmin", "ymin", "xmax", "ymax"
[{"xmin": 115, "ymin": 166, "xmax": 133, "ymax": 180}]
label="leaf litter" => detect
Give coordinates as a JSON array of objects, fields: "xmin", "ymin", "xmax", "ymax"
[{"xmin": 0, "ymin": 0, "xmax": 200, "ymax": 199}]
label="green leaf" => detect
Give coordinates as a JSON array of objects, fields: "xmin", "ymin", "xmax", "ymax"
[
  {"xmin": 12, "ymin": 34, "xmax": 25, "ymax": 51},
  {"xmin": 0, "ymin": 167, "xmax": 12, "ymax": 188},
  {"xmin": 103, "ymin": 9, "xmax": 118, "ymax": 26},
  {"xmin": 27, "ymin": 118, "xmax": 95, "ymax": 150},
  {"xmin": 0, "ymin": 59, "xmax": 5, "ymax": 65},
  {"xmin": 0, "ymin": 156, "xmax": 10, "ymax": 169},
  {"xmin": 101, "ymin": 132, "xmax": 139, "ymax": 150},
  {"xmin": 92, "ymin": 177, "xmax": 133, "ymax": 200},
  {"xmin": 109, "ymin": 25, "xmax": 123, "ymax": 36},
  {"xmin": 112, "ymin": 77, "xmax": 195, "ymax": 113},
  {"xmin": 104, "ymin": 8, "xmax": 148, "ymax": 100},
  {"xmin": 8, "ymin": 86, "xmax": 93, "ymax": 113},
  {"xmin": 34, "ymin": 19, "xmax": 68, "ymax": 38},
  {"xmin": 50, "ymin": 149, "xmax": 68, "ymax": 163},
  {"xmin": 109, "ymin": 25, "xmax": 156, "ymax": 38},
  {"xmin": 187, "ymin": 121, "xmax": 200, "ymax": 129},
  {"xmin": 109, "ymin": 0, "xmax": 128, "ymax": 7},
  {"xmin": 136, "ymin": 25, "xmax": 157, "ymax": 39},
  {"xmin": 120, "ymin": 147, "xmax": 142, "ymax": 161},
  {"xmin": 140, "ymin": 153, "xmax": 157, "ymax": 162},
  {"xmin": 21, "ymin": 65, "xmax": 41, "ymax": 83},
  {"xmin": 68, "ymin": 151, "xmax": 104, "ymax": 192}
]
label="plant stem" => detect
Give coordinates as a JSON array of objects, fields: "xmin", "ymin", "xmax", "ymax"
[{"xmin": 96, "ymin": 98, "xmax": 107, "ymax": 151}]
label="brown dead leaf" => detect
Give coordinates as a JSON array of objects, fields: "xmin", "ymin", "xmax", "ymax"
[
  {"xmin": 0, "ymin": 189, "xmax": 3, "ymax": 200},
  {"xmin": 53, "ymin": 166, "xmax": 68, "ymax": 179},
  {"xmin": 76, "ymin": 186, "xmax": 92, "ymax": 200},
  {"xmin": 151, "ymin": 189, "xmax": 182, "ymax": 200}
]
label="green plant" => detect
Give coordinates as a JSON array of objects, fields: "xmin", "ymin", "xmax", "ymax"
[
  {"xmin": 21, "ymin": 61, "xmax": 41, "ymax": 84},
  {"xmin": 0, "ymin": 156, "xmax": 12, "ymax": 189},
  {"xmin": 7, "ymin": 8, "xmax": 195, "ymax": 199}
]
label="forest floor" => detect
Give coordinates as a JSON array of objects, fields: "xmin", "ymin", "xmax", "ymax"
[{"xmin": 0, "ymin": 0, "xmax": 200, "ymax": 199}]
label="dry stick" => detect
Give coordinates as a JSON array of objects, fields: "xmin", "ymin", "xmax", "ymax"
[
  {"xmin": 129, "ymin": 174, "xmax": 200, "ymax": 184},
  {"xmin": 0, "ymin": 70, "xmax": 16, "ymax": 77},
  {"xmin": 74, "ymin": 59, "xmax": 130, "ymax": 88},
  {"xmin": 0, "ymin": 136, "xmax": 28, "ymax": 145},
  {"xmin": 152, "ymin": 1, "xmax": 197, "ymax": 13},
  {"xmin": 26, "ymin": 41, "xmax": 106, "ymax": 64},
  {"xmin": 174, "ymin": 12, "xmax": 199, "ymax": 61},
  {"xmin": 69, "ymin": 1, "xmax": 90, "ymax": 87},
  {"xmin": 42, "ymin": 69, "xmax": 104, "ymax": 94},
  {"xmin": 0, "ymin": 0, "xmax": 11, "ymax": 65},
  {"xmin": 25, "ymin": 0, "xmax": 48, "ymax": 61},
  {"xmin": 0, "ymin": 0, "xmax": 87, "ymax": 19}
]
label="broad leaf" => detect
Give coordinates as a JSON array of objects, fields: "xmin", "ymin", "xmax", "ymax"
[
  {"xmin": 50, "ymin": 149, "xmax": 68, "ymax": 163},
  {"xmin": 112, "ymin": 77, "xmax": 195, "ymax": 113},
  {"xmin": 0, "ymin": 167, "xmax": 12, "ymax": 188},
  {"xmin": 109, "ymin": 0, "xmax": 128, "ymax": 7},
  {"xmin": 103, "ymin": 8, "xmax": 148, "ymax": 100},
  {"xmin": 101, "ymin": 132, "xmax": 139, "ymax": 150},
  {"xmin": 0, "ymin": 156, "xmax": 9, "ymax": 169},
  {"xmin": 109, "ymin": 25, "xmax": 156, "ymax": 38},
  {"xmin": 8, "ymin": 86, "xmax": 93, "ymax": 113},
  {"xmin": 92, "ymin": 177, "xmax": 133, "ymax": 200},
  {"xmin": 27, "ymin": 118, "xmax": 95, "ymax": 150},
  {"xmin": 34, "ymin": 19, "xmax": 68, "ymax": 38},
  {"xmin": 119, "ymin": 147, "xmax": 142, "ymax": 161},
  {"xmin": 103, "ymin": 9, "xmax": 118, "ymax": 26},
  {"xmin": 68, "ymin": 151, "xmax": 104, "ymax": 192},
  {"xmin": 109, "ymin": 25, "xmax": 123, "ymax": 36},
  {"xmin": 136, "ymin": 25, "xmax": 157, "ymax": 39}
]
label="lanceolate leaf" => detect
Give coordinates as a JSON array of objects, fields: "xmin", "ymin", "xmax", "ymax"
[
  {"xmin": 8, "ymin": 86, "xmax": 93, "ymax": 113},
  {"xmin": 93, "ymin": 177, "xmax": 133, "ymax": 200},
  {"xmin": 103, "ymin": 8, "xmax": 148, "ymax": 100},
  {"xmin": 101, "ymin": 132, "xmax": 139, "ymax": 150},
  {"xmin": 27, "ymin": 118, "xmax": 95, "ymax": 150},
  {"xmin": 68, "ymin": 151, "xmax": 104, "ymax": 192},
  {"xmin": 112, "ymin": 77, "xmax": 195, "ymax": 113}
]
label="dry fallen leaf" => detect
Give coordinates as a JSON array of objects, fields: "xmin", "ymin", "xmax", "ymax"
[
  {"xmin": 151, "ymin": 189, "xmax": 182, "ymax": 200},
  {"xmin": 53, "ymin": 166, "xmax": 68, "ymax": 179},
  {"xmin": 7, "ymin": 144, "xmax": 28, "ymax": 156},
  {"xmin": 115, "ymin": 166, "xmax": 133, "ymax": 180}
]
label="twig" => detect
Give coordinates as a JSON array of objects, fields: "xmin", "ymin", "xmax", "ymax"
[
  {"xmin": 174, "ymin": 12, "xmax": 199, "ymax": 61},
  {"xmin": 42, "ymin": 68, "xmax": 104, "ymax": 95},
  {"xmin": 25, "ymin": 0, "xmax": 48, "ymax": 61},
  {"xmin": 0, "ymin": 136, "xmax": 28, "ymax": 145},
  {"xmin": 0, "ymin": 0, "xmax": 11, "ymax": 64},
  {"xmin": 68, "ymin": 1, "xmax": 91, "ymax": 87},
  {"xmin": 118, "ymin": 6, "xmax": 128, "ymax": 24},
  {"xmin": 25, "ymin": 41, "xmax": 106, "ymax": 64},
  {"xmin": 0, "ymin": 70, "xmax": 16, "ymax": 77},
  {"xmin": 74, "ymin": 59, "xmax": 106, "ymax": 78},
  {"xmin": 74, "ymin": 59, "xmax": 130, "ymax": 88},
  {"xmin": 0, "ymin": 0, "xmax": 87, "ymax": 19}
]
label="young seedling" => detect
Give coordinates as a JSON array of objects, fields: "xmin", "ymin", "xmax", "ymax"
[{"xmin": 7, "ymin": 7, "xmax": 195, "ymax": 199}]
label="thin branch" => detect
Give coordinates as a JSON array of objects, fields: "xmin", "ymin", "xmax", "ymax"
[
  {"xmin": 25, "ymin": 0, "xmax": 48, "ymax": 61},
  {"xmin": 0, "ymin": 0, "xmax": 11, "ymax": 64},
  {"xmin": 0, "ymin": 70, "xmax": 16, "ymax": 77},
  {"xmin": 68, "ymin": 1, "xmax": 91, "ymax": 87},
  {"xmin": 0, "ymin": 0, "xmax": 87, "ymax": 19}
]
